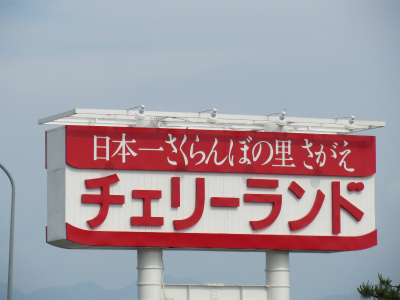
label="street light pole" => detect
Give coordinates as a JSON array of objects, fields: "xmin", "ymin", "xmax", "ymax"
[{"xmin": 0, "ymin": 163, "xmax": 15, "ymax": 300}]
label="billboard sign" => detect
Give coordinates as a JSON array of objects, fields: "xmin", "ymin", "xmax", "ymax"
[{"xmin": 46, "ymin": 125, "xmax": 377, "ymax": 251}]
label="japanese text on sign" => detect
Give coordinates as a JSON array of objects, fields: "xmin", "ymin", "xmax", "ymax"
[
  {"xmin": 66, "ymin": 126, "xmax": 376, "ymax": 177},
  {"xmin": 81, "ymin": 173, "xmax": 365, "ymax": 235}
]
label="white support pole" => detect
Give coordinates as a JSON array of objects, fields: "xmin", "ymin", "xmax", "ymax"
[
  {"xmin": 266, "ymin": 250, "xmax": 290, "ymax": 300},
  {"xmin": 137, "ymin": 248, "xmax": 163, "ymax": 300}
]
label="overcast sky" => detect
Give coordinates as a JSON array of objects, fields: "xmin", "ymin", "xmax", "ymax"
[{"xmin": 0, "ymin": 1, "xmax": 399, "ymax": 300}]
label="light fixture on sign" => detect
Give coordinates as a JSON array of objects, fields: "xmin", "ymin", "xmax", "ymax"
[
  {"xmin": 345, "ymin": 115, "xmax": 356, "ymax": 130},
  {"xmin": 207, "ymin": 108, "xmax": 218, "ymax": 123},
  {"xmin": 276, "ymin": 111, "xmax": 287, "ymax": 126},
  {"xmin": 127, "ymin": 105, "xmax": 146, "ymax": 120},
  {"xmin": 134, "ymin": 105, "xmax": 146, "ymax": 120},
  {"xmin": 198, "ymin": 108, "xmax": 218, "ymax": 123}
]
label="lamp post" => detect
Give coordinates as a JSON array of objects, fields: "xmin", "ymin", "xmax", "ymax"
[{"xmin": 0, "ymin": 163, "xmax": 15, "ymax": 300}]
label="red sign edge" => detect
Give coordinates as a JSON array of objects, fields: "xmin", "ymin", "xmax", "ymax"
[{"xmin": 46, "ymin": 223, "xmax": 378, "ymax": 252}]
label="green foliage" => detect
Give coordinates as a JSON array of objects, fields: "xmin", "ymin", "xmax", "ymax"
[{"xmin": 357, "ymin": 274, "xmax": 400, "ymax": 300}]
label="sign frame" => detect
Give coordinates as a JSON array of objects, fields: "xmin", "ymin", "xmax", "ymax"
[{"xmin": 46, "ymin": 124, "xmax": 378, "ymax": 252}]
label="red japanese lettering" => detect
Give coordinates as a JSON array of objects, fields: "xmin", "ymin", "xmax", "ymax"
[
  {"xmin": 245, "ymin": 179, "xmax": 282, "ymax": 230},
  {"xmin": 81, "ymin": 174, "xmax": 125, "ymax": 229},
  {"xmin": 131, "ymin": 190, "xmax": 163, "ymax": 226},
  {"xmin": 332, "ymin": 181, "xmax": 364, "ymax": 234},
  {"xmin": 288, "ymin": 181, "xmax": 305, "ymax": 198},
  {"xmin": 211, "ymin": 197, "xmax": 240, "ymax": 207},
  {"xmin": 347, "ymin": 182, "xmax": 364, "ymax": 192},
  {"xmin": 171, "ymin": 177, "xmax": 180, "ymax": 208},
  {"xmin": 247, "ymin": 178, "xmax": 279, "ymax": 188},
  {"xmin": 288, "ymin": 181, "xmax": 325, "ymax": 231},
  {"xmin": 173, "ymin": 178, "xmax": 205, "ymax": 230}
]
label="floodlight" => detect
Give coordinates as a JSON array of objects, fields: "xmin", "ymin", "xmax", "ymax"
[
  {"xmin": 276, "ymin": 111, "xmax": 287, "ymax": 126},
  {"xmin": 135, "ymin": 105, "xmax": 146, "ymax": 120},
  {"xmin": 206, "ymin": 108, "xmax": 218, "ymax": 123},
  {"xmin": 345, "ymin": 115, "xmax": 356, "ymax": 130}
]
